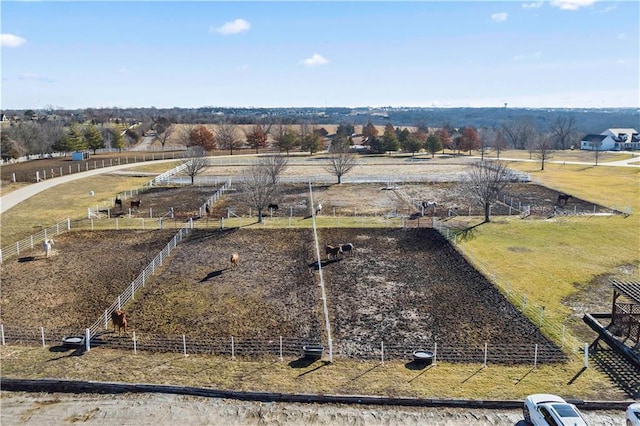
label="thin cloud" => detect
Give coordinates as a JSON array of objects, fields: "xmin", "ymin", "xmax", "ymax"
[
  {"xmin": 600, "ymin": 4, "xmax": 617, "ymax": 13},
  {"xmin": 211, "ymin": 18, "xmax": 251, "ymax": 35},
  {"xmin": 550, "ymin": 0, "xmax": 596, "ymax": 10},
  {"xmin": 1, "ymin": 33, "xmax": 27, "ymax": 47},
  {"xmin": 522, "ymin": 2, "xmax": 544, "ymax": 9},
  {"xmin": 301, "ymin": 53, "xmax": 328, "ymax": 67},
  {"xmin": 491, "ymin": 12, "xmax": 508, "ymax": 22},
  {"xmin": 512, "ymin": 52, "xmax": 542, "ymax": 61},
  {"xmin": 17, "ymin": 73, "xmax": 55, "ymax": 83}
]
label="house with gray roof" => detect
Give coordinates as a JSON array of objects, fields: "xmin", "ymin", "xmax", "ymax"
[{"xmin": 580, "ymin": 128, "xmax": 639, "ymax": 151}]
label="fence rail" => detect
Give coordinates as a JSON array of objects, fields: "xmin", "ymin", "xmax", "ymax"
[
  {"xmin": 0, "ymin": 325, "xmax": 571, "ymax": 365},
  {"xmin": 433, "ymin": 218, "xmax": 583, "ymax": 358},
  {"xmin": 0, "ymin": 219, "xmax": 71, "ymax": 264},
  {"xmin": 87, "ymin": 182, "xmax": 231, "ymax": 339}
]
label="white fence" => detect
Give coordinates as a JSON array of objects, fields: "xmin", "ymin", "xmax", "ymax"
[
  {"xmin": 433, "ymin": 218, "xmax": 582, "ymax": 357},
  {"xmin": 0, "ymin": 219, "xmax": 71, "ymax": 264},
  {"xmin": 87, "ymin": 182, "xmax": 230, "ymax": 339}
]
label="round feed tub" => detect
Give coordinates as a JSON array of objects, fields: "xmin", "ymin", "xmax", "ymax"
[
  {"xmin": 412, "ymin": 350, "xmax": 434, "ymax": 365},
  {"xmin": 61, "ymin": 336, "xmax": 84, "ymax": 348},
  {"xmin": 302, "ymin": 345, "xmax": 324, "ymax": 359}
]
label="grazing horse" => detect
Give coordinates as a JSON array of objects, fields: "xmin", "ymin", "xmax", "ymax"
[
  {"xmin": 325, "ymin": 244, "xmax": 341, "ymax": 260},
  {"xmin": 111, "ymin": 309, "xmax": 127, "ymax": 335},
  {"xmin": 230, "ymin": 252, "xmax": 239, "ymax": 269},
  {"xmin": 268, "ymin": 203, "xmax": 279, "ymax": 212},
  {"xmin": 115, "ymin": 197, "xmax": 123, "ymax": 209},
  {"xmin": 340, "ymin": 243, "xmax": 354, "ymax": 256},
  {"xmin": 316, "ymin": 203, "xmax": 323, "ymax": 216},
  {"xmin": 557, "ymin": 193, "xmax": 572, "ymax": 205},
  {"xmin": 130, "ymin": 199, "xmax": 141, "ymax": 210},
  {"xmin": 42, "ymin": 239, "xmax": 55, "ymax": 258},
  {"xmin": 422, "ymin": 201, "xmax": 437, "ymax": 209}
]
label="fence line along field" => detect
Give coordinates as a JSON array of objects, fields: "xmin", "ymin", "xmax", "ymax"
[{"xmin": 1, "ymin": 222, "xmax": 564, "ymax": 363}]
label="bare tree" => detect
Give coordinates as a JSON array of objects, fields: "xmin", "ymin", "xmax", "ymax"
[
  {"xmin": 215, "ymin": 121, "xmax": 242, "ymax": 155},
  {"xmin": 239, "ymin": 159, "xmax": 280, "ymax": 223},
  {"xmin": 462, "ymin": 161, "xmax": 511, "ymax": 223},
  {"xmin": 153, "ymin": 117, "xmax": 174, "ymax": 150},
  {"xmin": 261, "ymin": 154, "xmax": 288, "ymax": 186},
  {"xmin": 176, "ymin": 124, "xmax": 196, "ymax": 147},
  {"xmin": 324, "ymin": 140, "xmax": 357, "ymax": 184},
  {"xmin": 549, "ymin": 114, "xmax": 577, "ymax": 150},
  {"xmin": 182, "ymin": 146, "xmax": 210, "ymax": 185},
  {"xmin": 502, "ymin": 119, "xmax": 537, "ymax": 150},
  {"xmin": 534, "ymin": 132, "xmax": 554, "ymax": 171},
  {"xmin": 492, "ymin": 128, "xmax": 508, "ymax": 160}
]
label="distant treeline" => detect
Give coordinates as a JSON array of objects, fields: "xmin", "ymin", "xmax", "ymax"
[{"xmin": 3, "ymin": 106, "xmax": 639, "ymax": 134}]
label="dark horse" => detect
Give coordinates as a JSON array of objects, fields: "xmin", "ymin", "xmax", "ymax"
[
  {"xmin": 115, "ymin": 197, "xmax": 123, "ymax": 209},
  {"xmin": 130, "ymin": 200, "xmax": 141, "ymax": 210},
  {"xmin": 268, "ymin": 203, "xmax": 279, "ymax": 212},
  {"xmin": 557, "ymin": 193, "xmax": 572, "ymax": 205}
]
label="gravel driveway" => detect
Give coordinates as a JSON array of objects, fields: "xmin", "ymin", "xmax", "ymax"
[{"xmin": 0, "ymin": 392, "xmax": 626, "ymax": 426}]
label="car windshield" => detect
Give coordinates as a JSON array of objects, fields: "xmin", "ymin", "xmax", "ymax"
[{"xmin": 552, "ymin": 404, "xmax": 580, "ymax": 418}]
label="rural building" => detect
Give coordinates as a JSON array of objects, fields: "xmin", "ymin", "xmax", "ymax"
[{"xmin": 580, "ymin": 128, "xmax": 639, "ymax": 151}]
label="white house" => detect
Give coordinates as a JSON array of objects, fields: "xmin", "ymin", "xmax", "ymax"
[{"xmin": 580, "ymin": 128, "xmax": 639, "ymax": 151}]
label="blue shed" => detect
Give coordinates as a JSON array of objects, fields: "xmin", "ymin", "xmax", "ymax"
[{"xmin": 72, "ymin": 151, "xmax": 90, "ymax": 161}]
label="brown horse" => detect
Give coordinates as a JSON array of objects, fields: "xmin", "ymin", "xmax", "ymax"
[
  {"xmin": 230, "ymin": 252, "xmax": 239, "ymax": 269},
  {"xmin": 130, "ymin": 200, "xmax": 141, "ymax": 210},
  {"xmin": 111, "ymin": 309, "xmax": 127, "ymax": 335},
  {"xmin": 325, "ymin": 244, "xmax": 341, "ymax": 260}
]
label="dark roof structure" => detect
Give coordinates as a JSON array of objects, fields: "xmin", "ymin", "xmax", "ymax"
[
  {"xmin": 581, "ymin": 134, "xmax": 607, "ymax": 142},
  {"xmin": 611, "ymin": 279, "xmax": 640, "ymax": 304}
]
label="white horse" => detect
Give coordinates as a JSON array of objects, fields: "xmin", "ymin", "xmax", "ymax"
[
  {"xmin": 42, "ymin": 239, "xmax": 55, "ymax": 258},
  {"xmin": 316, "ymin": 203, "xmax": 322, "ymax": 216}
]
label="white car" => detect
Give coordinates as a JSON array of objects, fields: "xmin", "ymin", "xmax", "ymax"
[
  {"xmin": 523, "ymin": 394, "xmax": 589, "ymax": 426},
  {"xmin": 627, "ymin": 402, "xmax": 640, "ymax": 426}
]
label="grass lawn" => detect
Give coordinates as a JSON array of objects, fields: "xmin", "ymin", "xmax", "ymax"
[{"xmin": 0, "ymin": 175, "xmax": 152, "ymax": 245}]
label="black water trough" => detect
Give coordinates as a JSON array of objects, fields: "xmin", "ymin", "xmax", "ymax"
[
  {"xmin": 412, "ymin": 350, "xmax": 434, "ymax": 365},
  {"xmin": 303, "ymin": 345, "xmax": 324, "ymax": 359}
]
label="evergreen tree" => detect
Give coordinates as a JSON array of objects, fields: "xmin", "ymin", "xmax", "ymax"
[{"xmin": 84, "ymin": 124, "xmax": 105, "ymax": 154}]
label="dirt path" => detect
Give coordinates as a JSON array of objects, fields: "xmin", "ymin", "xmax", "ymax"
[{"xmin": 0, "ymin": 392, "xmax": 626, "ymax": 425}]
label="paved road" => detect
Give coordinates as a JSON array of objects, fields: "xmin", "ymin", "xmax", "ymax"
[{"xmin": 0, "ymin": 160, "xmax": 177, "ymax": 215}]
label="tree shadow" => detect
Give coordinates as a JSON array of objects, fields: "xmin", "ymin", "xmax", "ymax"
[
  {"xmin": 199, "ymin": 269, "xmax": 225, "ymax": 282},
  {"xmin": 452, "ymin": 221, "xmax": 485, "ymax": 242}
]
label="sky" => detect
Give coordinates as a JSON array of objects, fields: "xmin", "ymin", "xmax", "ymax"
[{"xmin": 1, "ymin": 0, "xmax": 639, "ymax": 110}]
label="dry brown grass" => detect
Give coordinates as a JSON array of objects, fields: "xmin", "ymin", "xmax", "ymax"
[{"xmin": 0, "ymin": 345, "xmax": 625, "ymax": 400}]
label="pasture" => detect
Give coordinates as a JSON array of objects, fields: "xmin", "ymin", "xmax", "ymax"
[
  {"xmin": 1, "ymin": 153, "xmax": 638, "ymax": 400},
  {"xmin": 0, "ymin": 226, "xmax": 562, "ymax": 362}
]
